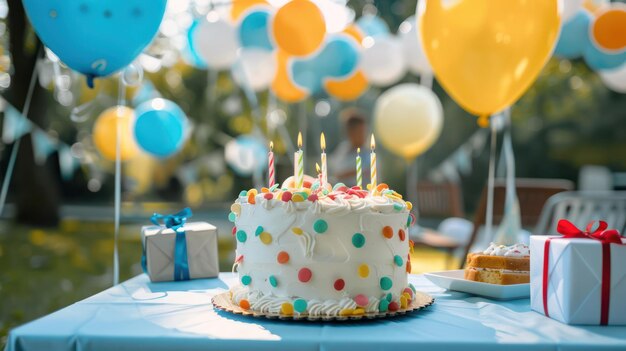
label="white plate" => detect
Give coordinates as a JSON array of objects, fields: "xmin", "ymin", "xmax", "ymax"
[{"xmin": 424, "ymin": 270, "xmax": 530, "ymax": 300}]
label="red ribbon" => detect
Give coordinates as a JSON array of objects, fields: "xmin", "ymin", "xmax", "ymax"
[{"xmin": 543, "ymin": 219, "xmax": 623, "ymax": 325}]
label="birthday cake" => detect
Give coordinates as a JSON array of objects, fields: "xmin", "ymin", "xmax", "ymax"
[{"xmin": 227, "ymin": 177, "xmax": 416, "ymax": 317}]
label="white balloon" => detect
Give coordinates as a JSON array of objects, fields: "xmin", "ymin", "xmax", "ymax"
[
  {"xmin": 399, "ymin": 15, "xmax": 431, "ymax": 75},
  {"xmin": 361, "ymin": 36, "xmax": 407, "ymax": 87},
  {"xmin": 563, "ymin": 0, "xmax": 584, "ymax": 21},
  {"xmin": 232, "ymin": 48, "xmax": 277, "ymax": 92},
  {"xmin": 193, "ymin": 14, "xmax": 239, "ymax": 70},
  {"xmin": 599, "ymin": 62, "xmax": 626, "ymax": 93}
]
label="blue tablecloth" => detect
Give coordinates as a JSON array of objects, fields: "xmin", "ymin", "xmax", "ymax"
[{"xmin": 6, "ymin": 273, "xmax": 626, "ymax": 351}]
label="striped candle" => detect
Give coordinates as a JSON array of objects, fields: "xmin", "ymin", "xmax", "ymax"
[
  {"xmin": 356, "ymin": 147, "xmax": 362, "ymax": 188},
  {"xmin": 268, "ymin": 141, "xmax": 275, "ymax": 188},
  {"xmin": 320, "ymin": 133, "xmax": 327, "ymax": 187},
  {"xmin": 370, "ymin": 134, "xmax": 377, "ymax": 190},
  {"xmin": 294, "ymin": 132, "xmax": 304, "ymax": 189}
]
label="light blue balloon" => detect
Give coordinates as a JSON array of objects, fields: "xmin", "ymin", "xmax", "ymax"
[
  {"xmin": 227, "ymin": 135, "xmax": 268, "ymax": 176},
  {"xmin": 183, "ymin": 19, "xmax": 209, "ymax": 69},
  {"xmin": 134, "ymin": 99, "xmax": 188, "ymax": 158},
  {"xmin": 22, "ymin": 0, "xmax": 166, "ymax": 87},
  {"xmin": 584, "ymin": 43, "xmax": 626, "ymax": 71},
  {"xmin": 291, "ymin": 35, "xmax": 360, "ymax": 94},
  {"xmin": 356, "ymin": 14, "xmax": 389, "ymax": 38},
  {"xmin": 554, "ymin": 10, "xmax": 592, "ymax": 59},
  {"xmin": 239, "ymin": 9, "xmax": 273, "ymax": 51}
]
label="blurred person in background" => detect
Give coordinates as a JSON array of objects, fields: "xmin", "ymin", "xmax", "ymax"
[{"xmin": 329, "ymin": 108, "xmax": 370, "ymax": 186}]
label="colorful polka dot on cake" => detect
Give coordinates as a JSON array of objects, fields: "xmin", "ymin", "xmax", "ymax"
[
  {"xmin": 403, "ymin": 287, "xmax": 414, "ymax": 299},
  {"xmin": 239, "ymin": 190, "xmax": 248, "ymax": 197},
  {"xmin": 241, "ymin": 275, "xmax": 251, "ymax": 285},
  {"xmin": 298, "ymin": 268, "xmax": 312, "ymax": 282},
  {"xmin": 236, "ymin": 230, "xmax": 247, "ymax": 243},
  {"xmin": 400, "ymin": 295, "xmax": 408, "ymax": 309},
  {"xmin": 394, "ymin": 255, "xmax": 404, "ymax": 267},
  {"xmin": 281, "ymin": 191, "xmax": 292, "ymax": 202},
  {"xmin": 255, "ymin": 226, "xmax": 263, "ymax": 236},
  {"xmin": 292, "ymin": 194, "xmax": 305, "ymax": 202},
  {"xmin": 263, "ymin": 193, "xmax": 273, "ymax": 200},
  {"xmin": 277, "ymin": 251, "xmax": 290, "ymax": 264},
  {"xmin": 398, "ymin": 228, "xmax": 406, "ymax": 241},
  {"xmin": 259, "ymin": 232, "xmax": 272, "ymax": 244},
  {"xmin": 388, "ymin": 301, "xmax": 399, "ymax": 311},
  {"xmin": 313, "ymin": 219, "xmax": 328, "ymax": 233},
  {"xmin": 308, "ymin": 194, "xmax": 318, "ymax": 202},
  {"xmin": 228, "ymin": 212, "xmax": 237, "ymax": 222},
  {"xmin": 247, "ymin": 193, "xmax": 256, "ymax": 204},
  {"xmin": 379, "ymin": 299, "xmax": 389, "ymax": 312},
  {"xmin": 351, "ymin": 233, "xmax": 365, "ymax": 248},
  {"xmin": 380, "ymin": 276, "xmax": 393, "ymax": 290},
  {"xmin": 280, "ymin": 302, "xmax": 293, "ymax": 315},
  {"xmin": 231, "ymin": 226, "xmax": 236, "ymax": 236},
  {"xmin": 239, "ymin": 299, "xmax": 250, "ymax": 310},
  {"xmin": 354, "ymin": 294, "xmax": 368, "ymax": 307},
  {"xmin": 291, "ymin": 227, "xmax": 303, "ymax": 235},
  {"xmin": 230, "ymin": 203, "xmax": 241, "ymax": 214},
  {"xmin": 269, "ymin": 275, "xmax": 278, "ymax": 287},
  {"xmin": 333, "ymin": 278, "xmax": 345, "ymax": 291},
  {"xmin": 293, "ymin": 299, "xmax": 307, "ymax": 313},
  {"xmin": 382, "ymin": 226, "xmax": 393, "ymax": 239},
  {"xmin": 358, "ymin": 264, "xmax": 369, "ymax": 278}
]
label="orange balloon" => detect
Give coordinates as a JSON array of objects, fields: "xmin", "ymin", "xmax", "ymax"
[
  {"xmin": 231, "ymin": 0, "xmax": 269, "ymax": 21},
  {"xmin": 271, "ymin": 50, "xmax": 308, "ymax": 102},
  {"xmin": 591, "ymin": 6, "xmax": 626, "ymax": 52},
  {"xmin": 324, "ymin": 70, "xmax": 368, "ymax": 101},
  {"xmin": 272, "ymin": 0, "xmax": 326, "ymax": 56},
  {"xmin": 342, "ymin": 24, "xmax": 365, "ymax": 44},
  {"xmin": 92, "ymin": 106, "xmax": 139, "ymax": 161}
]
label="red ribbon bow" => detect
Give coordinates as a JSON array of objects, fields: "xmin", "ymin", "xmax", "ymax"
[{"xmin": 543, "ymin": 219, "xmax": 623, "ymax": 325}]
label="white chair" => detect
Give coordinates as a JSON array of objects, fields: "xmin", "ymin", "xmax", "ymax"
[
  {"xmin": 534, "ymin": 191, "xmax": 626, "ymax": 236},
  {"xmin": 578, "ymin": 165, "xmax": 613, "ymax": 191}
]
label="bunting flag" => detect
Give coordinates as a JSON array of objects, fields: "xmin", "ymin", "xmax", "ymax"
[
  {"xmin": 31, "ymin": 129, "xmax": 58, "ymax": 165},
  {"xmin": 2, "ymin": 103, "xmax": 33, "ymax": 144},
  {"xmin": 58, "ymin": 145, "xmax": 80, "ymax": 181}
]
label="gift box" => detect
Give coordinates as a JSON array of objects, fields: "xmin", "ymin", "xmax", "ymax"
[
  {"xmin": 530, "ymin": 219, "xmax": 626, "ymax": 325},
  {"xmin": 141, "ymin": 208, "xmax": 219, "ymax": 282}
]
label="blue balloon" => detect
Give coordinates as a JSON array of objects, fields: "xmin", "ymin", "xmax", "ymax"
[
  {"xmin": 584, "ymin": 43, "xmax": 626, "ymax": 71},
  {"xmin": 134, "ymin": 99, "xmax": 188, "ymax": 158},
  {"xmin": 238, "ymin": 9, "xmax": 273, "ymax": 51},
  {"xmin": 554, "ymin": 10, "xmax": 592, "ymax": 59},
  {"xmin": 291, "ymin": 35, "xmax": 360, "ymax": 94},
  {"xmin": 356, "ymin": 14, "xmax": 389, "ymax": 38},
  {"xmin": 23, "ymin": 0, "xmax": 166, "ymax": 87},
  {"xmin": 225, "ymin": 135, "xmax": 268, "ymax": 176},
  {"xmin": 183, "ymin": 19, "xmax": 209, "ymax": 69}
]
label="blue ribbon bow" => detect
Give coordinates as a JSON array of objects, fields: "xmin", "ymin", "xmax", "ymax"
[{"xmin": 142, "ymin": 208, "xmax": 193, "ymax": 281}]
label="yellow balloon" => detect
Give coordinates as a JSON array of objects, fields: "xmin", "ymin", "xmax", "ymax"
[
  {"xmin": 374, "ymin": 84, "xmax": 443, "ymax": 160},
  {"xmin": 92, "ymin": 106, "xmax": 139, "ymax": 161},
  {"xmin": 324, "ymin": 70, "xmax": 368, "ymax": 101},
  {"xmin": 418, "ymin": 0, "xmax": 561, "ymax": 127},
  {"xmin": 271, "ymin": 50, "xmax": 309, "ymax": 102},
  {"xmin": 272, "ymin": 0, "xmax": 326, "ymax": 57}
]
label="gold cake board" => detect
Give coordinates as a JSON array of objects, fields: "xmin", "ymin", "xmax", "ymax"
[{"xmin": 212, "ymin": 291, "xmax": 434, "ymax": 321}]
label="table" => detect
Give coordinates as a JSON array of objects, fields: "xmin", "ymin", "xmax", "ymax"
[{"xmin": 7, "ymin": 273, "xmax": 626, "ymax": 351}]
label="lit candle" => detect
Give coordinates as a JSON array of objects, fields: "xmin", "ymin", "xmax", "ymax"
[
  {"xmin": 268, "ymin": 141, "xmax": 275, "ymax": 188},
  {"xmin": 356, "ymin": 147, "xmax": 362, "ymax": 189},
  {"xmin": 316, "ymin": 162, "xmax": 322, "ymax": 186},
  {"xmin": 294, "ymin": 132, "xmax": 304, "ymax": 189},
  {"xmin": 320, "ymin": 132, "xmax": 327, "ymax": 187},
  {"xmin": 370, "ymin": 134, "xmax": 377, "ymax": 190}
]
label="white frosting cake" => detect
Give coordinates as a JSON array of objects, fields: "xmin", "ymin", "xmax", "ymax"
[
  {"xmin": 228, "ymin": 180, "xmax": 416, "ymax": 316},
  {"xmin": 482, "ymin": 242, "xmax": 529, "ymax": 257}
]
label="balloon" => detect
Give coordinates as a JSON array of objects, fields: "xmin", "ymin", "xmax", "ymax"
[
  {"xmin": 554, "ymin": 10, "xmax": 592, "ymax": 59},
  {"xmin": 183, "ymin": 19, "xmax": 209, "ymax": 69},
  {"xmin": 313, "ymin": 0, "xmax": 355, "ymax": 34},
  {"xmin": 418, "ymin": 0, "xmax": 561, "ymax": 126},
  {"xmin": 239, "ymin": 8, "xmax": 274, "ymax": 51},
  {"xmin": 598, "ymin": 62, "xmax": 626, "ymax": 93},
  {"xmin": 563, "ymin": 0, "xmax": 584, "ymax": 21},
  {"xmin": 93, "ymin": 106, "xmax": 139, "ymax": 161},
  {"xmin": 374, "ymin": 84, "xmax": 443, "ymax": 160},
  {"xmin": 399, "ymin": 15, "xmax": 432, "ymax": 75},
  {"xmin": 23, "ymin": 0, "xmax": 166, "ymax": 87},
  {"xmin": 356, "ymin": 14, "xmax": 389, "ymax": 37},
  {"xmin": 292, "ymin": 34, "xmax": 360, "ymax": 94},
  {"xmin": 271, "ymin": 50, "xmax": 309, "ymax": 102},
  {"xmin": 361, "ymin": 36, "xmax": 407, "ymax": 87},
  {"xmin": 342, "ymin": 24, "xmax": 365, "ymax": 43},
  {"xmin": 272, "ymin": 0, "xmax": 326, "ymax": 56},
  {"xmin": 225, "ymin": 135, "xmax": 268, "ymax": 176},
  {"xmin": 193, "ymin": 14, "xmax": 240, "ymax": 70},
  {"xmin": 583, "ymin": 0, "xmax": 610, "ymax": 14},
  {"xmin": 590, "ymin": 5, "xmax": 626, "ymax": 52},
  {"xmin": 231, "ymin": 0, "xmax": 269, "ymax": 21},
  {"xmin": 232, "ymin": 48, "xmax": 277, "ymax": 92},
  {"xmin": 134, "ymin": 99, "xmax": 188, "ymax": 158},
  {"xmin": 324, "ymin": 70, "xmax": 368, "ymax": 101}
]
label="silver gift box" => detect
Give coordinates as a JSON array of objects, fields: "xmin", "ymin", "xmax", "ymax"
[{"xmin": 141, "ymin": 222, "xmax": 219, "ymax": 282}]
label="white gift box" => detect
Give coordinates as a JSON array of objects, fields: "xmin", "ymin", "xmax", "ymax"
[
  {"xmin": 530, "ymin": 235, "xmax": 626, "ymax": 325},
  {"xmin": 141, "ymin": 222, "xmax": 219, "ymax": 282}
]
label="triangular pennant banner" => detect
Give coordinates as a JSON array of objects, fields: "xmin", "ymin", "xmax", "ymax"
[
  {"xmin": 2, "ymin": 104, "xmax": 32, "ymax": 144},
  {"xmin": 58, "ymin": 145, "xmax": 79, "ymax": 181},
  {"xmin": 31, "ymin": 129, "xmax": 58, "ymax": 165}
]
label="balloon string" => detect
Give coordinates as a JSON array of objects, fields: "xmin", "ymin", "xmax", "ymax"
[
  {"xmin": 0, "ymin": 48, "xmax": 40, "ymax": 217},
  {"xmin": 406, "ymin": 158, "xmax": 419, "ymax": 221},
  {"xmin": 484, "ymin": 116, "xmax": 498, "ymax": 242},
  {"xmin": 113, "ymin": 74, "xmax": 126, "ymax": 286}
]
